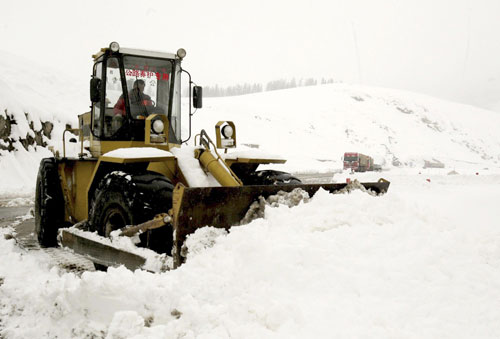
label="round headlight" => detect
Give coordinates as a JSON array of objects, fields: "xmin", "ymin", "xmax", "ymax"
[
  {"xmin": 152, "ymin": 119, "xmax": 164, "ymax": 134},
  {"xmin": 221, "ymin": 124, "xmax": 234, "ymax": 138},
  {"xmin": 177, "ymin": 48, "xmax": 187, "ymax": 59},
  {"xmin": 109, "ymin": 41, "xmax": 120, "ymax": 52}
]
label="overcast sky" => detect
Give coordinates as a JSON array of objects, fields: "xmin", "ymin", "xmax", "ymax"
[{"xmin": 2, "ymin": 0, "xmax": 500, "ymax": 111}]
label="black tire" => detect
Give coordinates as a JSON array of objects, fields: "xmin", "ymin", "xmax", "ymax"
[
  {"xmin": 89, "ymin": 171, "xmax": 174, "ymax": 254},
  {"xmin": 242, "ymin": 170, "xmax": 302, "ymax": 185},
  {"xmin": 130, "ymin": 172, "xmax": 174, "ymax": 254},
  {"xmin": 35, "ymin": 158, "xmax": 65, "ymax": 247}
]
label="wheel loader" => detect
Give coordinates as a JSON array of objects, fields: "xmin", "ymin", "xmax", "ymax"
[{"xmin": 35, "ymin": 42, "xmax": 390, "ymax": 270}]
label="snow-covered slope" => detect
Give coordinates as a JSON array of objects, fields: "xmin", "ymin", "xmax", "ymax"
[
  {"xmin": 0, "ymin": 51, "xmax": 88, "ymax": 196},
  {"xmin": 195, "ymin": 85, "xmax": 500, "ymax": 173},
  {"xmin": 0, "ymin": 51, "xmax": 86, "ymax": 123}
]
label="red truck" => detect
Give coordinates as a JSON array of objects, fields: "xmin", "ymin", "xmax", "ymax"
[{"xmin": 343, "ymin": 152, "xmax": 376, "ymax": 172}]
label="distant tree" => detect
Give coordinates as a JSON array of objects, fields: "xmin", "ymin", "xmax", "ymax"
[
  {"xmin": 203, "ymin": 76, "xmax": 337, "ymax": 97},
  {"xmin": 203, "ymin": 82, "xmax": 263, "ymax": 97},
  {"xmin": 304, "ymin": 78, "xmax": 317, "ymax": 86}
]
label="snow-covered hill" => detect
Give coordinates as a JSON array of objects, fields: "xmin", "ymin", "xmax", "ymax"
[
  {"xmin": 195, "ymin": 85, "xmax": 500, "ymax": 173},
  {"xmin": 0, "ymin": 51, "xmax": 87, "ymax": 196}
]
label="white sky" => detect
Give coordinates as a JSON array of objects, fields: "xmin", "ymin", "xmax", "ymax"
[{"xmin": 2, "ymin": 0, "xmax": 500, "ymax": 110}]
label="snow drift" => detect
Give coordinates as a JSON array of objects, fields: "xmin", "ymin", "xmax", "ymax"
[{"xmin": 1, "ymin": 173, "xmax": 500, "ymax": 338}]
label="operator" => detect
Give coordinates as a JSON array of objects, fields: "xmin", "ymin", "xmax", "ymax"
[{"xmin": 113, "ymin": 79, "xmax": 153, "ymax": 117}]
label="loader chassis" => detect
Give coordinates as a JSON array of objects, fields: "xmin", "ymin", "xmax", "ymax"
[{"xmin": 56, "ymin": 153, "xmax": 178, "ymax": 224}]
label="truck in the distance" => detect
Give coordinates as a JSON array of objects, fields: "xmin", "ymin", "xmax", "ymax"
[{"xmin": 343, "ymin": 152, "xmax": 381, "ymax": 172}]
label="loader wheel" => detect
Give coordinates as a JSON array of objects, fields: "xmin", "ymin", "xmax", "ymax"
[
  {"xmin": 243, "ymin": 170, "xmax": 302, "ymax": 185},
  {"xmin": 35, "ymin": 158, "xmax": 65, "ymax": 247},
  {"xmin": 131, "ymin": 172, "xmax": 175, "ymax": 254},
  {"xmin": 89, "ymin": 171, "xmax": 174, "ymax": 254}
]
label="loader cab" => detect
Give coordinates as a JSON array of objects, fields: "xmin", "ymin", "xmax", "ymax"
[{"xmin": 90, "ymin": 43, "xmax": 183, "ymax": 144}]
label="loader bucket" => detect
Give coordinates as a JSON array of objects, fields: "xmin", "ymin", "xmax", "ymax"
[{"xmin": 171, "ymin": 179, "xmax": 389, "ymax": 267}]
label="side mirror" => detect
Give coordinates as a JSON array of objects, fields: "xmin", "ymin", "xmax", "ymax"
[
  {"xmin": 193, "ymin": 86, "xmax": 203, "ymax": 109},
  {"xmin": 90, "ymin": 77, "xmax": 101, "ymax": 103}
]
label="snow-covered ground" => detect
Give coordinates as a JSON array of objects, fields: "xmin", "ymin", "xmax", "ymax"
[
  {"xmin": 1, "ymin": 170, "xmax": 500, "ymax": 338},
  {"xmin": 1, "ymin": 52, "xmax": 500, "ymax": 338}
]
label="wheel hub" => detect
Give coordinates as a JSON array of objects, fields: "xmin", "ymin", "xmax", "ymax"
[{"xmin": 103, "ymin": 207, "xmax": 127, "ymax": 237}]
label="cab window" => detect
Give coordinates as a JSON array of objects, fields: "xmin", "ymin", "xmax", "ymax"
[
  {"xmin": 123, "ymin": 56, "xmax": 173, "ymax": 119},
  {"xmin": 92, "ymin": 62, "xmax": 103, "ymax": 137},
  {"xmin": 104, "ymin": 57, "xmax": 124, "ymax": 137}
]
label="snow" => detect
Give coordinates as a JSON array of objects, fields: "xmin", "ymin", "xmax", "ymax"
[
  {"xmin": 103, "ymin": 148, "xmax": 174, "ymax": 159},
  {"xmin": 1, "ymin": 173, "xmax": 500, "ymax": 338},
  {"xmin": 0, "ymin": 144, "xmax": 50, "ymax": 197},
  {"xmin": 2, "ymin": 197, "xmax": 33, "ymax": 208},
  {"xmin": 170, "ymin": 146, "xmax": 221, "ymax": 187},
  {"xmin": 0, "ymin": 51, "xmax": 87, "ymax": 198},
  {"xmin": 222, "ymin": 149, "xmax": 285, "ymax": 161},
  {"xmin": 192, "ymin": 85, "xmax": 500, "ymax": 174},
  {"xmin": 1, "ymin": 52, "xmax": 500, "ymax": 338},
  {"xmin": 0, "ymin": 50, "xmax": 87, "ymax": 125}
]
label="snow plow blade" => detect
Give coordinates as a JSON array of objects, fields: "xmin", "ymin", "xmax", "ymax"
[
  {"xmin": 171, "ymin": 178, "xmax": 390, "ymax": 267},
  {"xmin": 59, "ymin": 214, "xmax": 172, "ymax": 271},
  {"xmin": 60, "ymin": 229, "xmax": 147, "ymax": 270}
]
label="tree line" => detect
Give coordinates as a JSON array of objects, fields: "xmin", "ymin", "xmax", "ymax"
[{"xmin": 202, "ymin": 77, "xmax": 337, "ymax": 97}]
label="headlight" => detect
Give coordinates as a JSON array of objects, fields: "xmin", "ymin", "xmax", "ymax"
[
  {"xmin": 221, "ymin": 124, "xmax": 234, "ymax": 138},
  {"xmin": 177, "ymin": 48, "xmax": 187, "ymax": 59},
  {"xmin": 152, "ymin": 120, "xmax": 164, "ymax": 134},
  {"xmin": 109, "ymin": 41, "xmax": 120, "ymax": 52}
]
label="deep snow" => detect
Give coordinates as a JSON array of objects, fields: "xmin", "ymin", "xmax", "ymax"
[{"xmin": 1, "ymin": 172, "xmax": 500, "ymax": 338}]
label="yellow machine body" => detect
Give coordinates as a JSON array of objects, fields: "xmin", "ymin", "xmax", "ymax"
[{"xmin": 57, "ymin": 115, "xmax": 286, "ymax": 226}]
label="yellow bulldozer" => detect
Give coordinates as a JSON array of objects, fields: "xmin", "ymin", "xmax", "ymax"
[{"xmin": 35, "ymin": 42, "xmax": 390, "ymax": 270}]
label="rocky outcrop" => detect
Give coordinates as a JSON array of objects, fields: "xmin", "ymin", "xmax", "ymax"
[{"xmin": 0, "ymin": 110, "xmax": 55, "ymax": 152}]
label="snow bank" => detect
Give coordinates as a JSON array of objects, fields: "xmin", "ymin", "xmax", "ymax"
[{"xmin": 1, "ymin": 173, "xmax": 500, "ymax": 338}]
